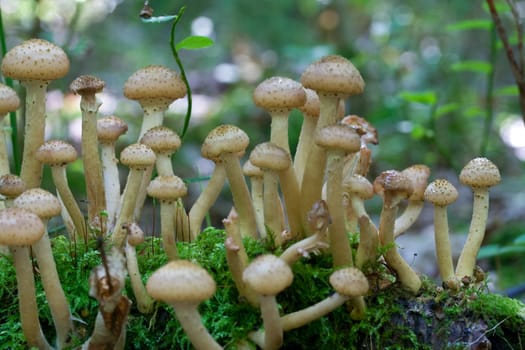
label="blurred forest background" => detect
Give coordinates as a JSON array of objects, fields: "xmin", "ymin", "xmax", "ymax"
[{"xmin": 1, "ymin": 0, "xmax": 525, "ymax": 296}]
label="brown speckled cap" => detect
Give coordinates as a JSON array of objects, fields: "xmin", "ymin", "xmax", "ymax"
[
  {"xmin": 14, "ymin": 188, "xmax": 62, "ymax": 220},
  {"xmin": 253, "ymin": 76, "xmax": 306, "ymax": 111},
  {"xmin": 424, "ymin": 179, "xmax": 458, "ymax": 207},
  {"xmin": 0, "ymin": 174, "xmax": 26, "ymax": 199},
  {"xmin": 147, "ymin": 175, "xmax": 187, "ymax": 201},
  {"xmin": 315, "ymin": 124, "xmax": 361, "ymax": 153},
  {"xmin": 123, "ymin": 65, "xmax": 187, "ymax": 102},
  {"xmin": 140, "ymin": 126, "xmax": 181, "ymax": 154},
  {"xmin": 120, "ymin": 143, "xmax": 156, "ymax": 169},
  {"xmin": 0, "ymin": 84, "xmax": 20, "ymax": 116},
  {"xmin": 70, "ymin": 75, "xmax": 105, "ymax": 95},
  {"xmin": 97, "ymin": 115, "xmax": 128, "ymax": 144},
  {"xmin": 1, "ymin": 38, "xmax": 69, "ymax": 81},
  {"xmin": 459, "ymin": 157, "xmax": 501, "ymax": 188},
  {"xmin": 249, "ymin": 142, "xmax": 291, "ymax": 172},
  {"xmin": 0, "ymin": 207, "xmax": 45, "ymax": 245},
  {"xmin": 242, "ymin": 254, "xmax": 293, "ymax": 295},
  {"xmin": 35, "ymin": 140, "xmax": 78, "ymax": 166},
  {"xmin": 329, "ymin": 267, "xmax": 369, "ymax": 297},
  {"xmin": 201, "ymin": 124, "xmax": 249, "ymax": 160}
]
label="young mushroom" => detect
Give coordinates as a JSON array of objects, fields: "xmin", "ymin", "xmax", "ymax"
[
  {"xmin": 1, "ymin": 38, "xmax": 69, "ymax": 189},
  {"xmin": 424, "ymin": 179, "xmax": 460, "ymax": 289},
  {"xmin": 242, "ymin": 254, "xmax": 294, "ymax": 350},
  {"xmin": 14, "ymin": 188, "xmax": 74, "ymax": 348},
  {"xmin": 0, "ymin": 207, "xmax": 51, "ymax": 350},
  {"xmin": 70, "ymin": 74, "xmax": 107, "ymax": 231},
  {"xmin": 253, "ymin": 76, "xmax": 306, "ymax": 153},
  {"xmin": 35, "ymin": 140, "xmax": 88, "ymax": 242},
  {"xmin": 146, "ymin": 260, "xmax": 222, "ymax": 350},
  {"xmin": 0, "ymin": 173, "xmax": 26, "ymax": 208},
  {"xmin": 201, "ymin": 124, "xmax": 258, "ymax": 238},
  {"xmin": 374, "ymin": 170, "xmax": 421, "ymax": 293},
  {"xmin": 0, "ymin": 84, "xmax": 20, "ymax": 178},
  {"xmin": 455, "ymin": 157, "xmax": 501, "ymax": 280}
]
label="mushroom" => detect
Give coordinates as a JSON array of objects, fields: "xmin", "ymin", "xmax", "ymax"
[
  {"xmin": 249, "ymin": 142, "xmax": 302, "ymax": 241},
  {"xmin": 97, "ymin": 115, "xmax": 129, "ymax": 231},
  {"xmin": 0, "ymin": 84, "xmax": 20, "ymax": 178},
  {"xmin": 242, "ymin": 254, "xmax": 294, "ymax": 350},
  {"xmin": 342, "ymin": 173, "xmax": 375, "ymax": 233},
  {"xmin": 70, "ymin": 74, "xmax": 107, "ymax": 230},
  {"xmin": 0, "ymin": 207, "xmax": 51, "ymax": 350},
  {"xmin": 0, "ymin": 173, "xmax": 26, "ymax": 207},
  {"xmin": 293, "ymin": 88, "xmax": 320, "ymax": 185},
  {"xmin": 242, "ymin": 160, "xmax": 266, "ymax": 236},
  {"xmin": 394, "ymin": 164, "xmax": 431, "ymax": 237},
  {"xmin": 424, "ymin": 179, "xmax": 460, "ymax": 289},
  {"xmin": 112, "ymin": 143, "xmax": 156, "ymax": 247},
  {"xmin": 252, "ymin": 76, "xmax": 306, "ymax": 153},
  {"xmin": 280, "ymin": 267, "xmax": 369, "ymax": 331},
  {"xmin": 201, "ymin": 124, "xmax": 258, "ymax": 238},
  {"xmin": 1, "ymin": 38, "xmax": 69, "ymax": 189},
  {"xmin": 314, "ymin": 124, "xmax": 361, "ymax": 267},
  {"xmin": 122, "ymin": 222, "xmax": 154, "ymax": 313},
  {"xmin": 140, "ymin": 126, "xmax": 181, "ymax": 176},
  {"xmin": 340, "ymin": 114, "xmax": 378, "ymax": 177},
  {"xmin": 146, "ymin": 260, "xmax": 222, "ymax": 350},
  {"xmin": 14, "ymin": 188, "xmax": 74, "ymax": 348},
  {"xmin": 374, "ymin": 170, "xmax": 421, "ymax": 293},
  {"xmin": 455, "ymin": 157, "xmax": 501, "ymax": 280},
  {"xmin": 35, "ymin": 140, "xmax": 88, "ymax": 242},
  {"xmin": 146, "ymin": 175, "xmax": 187, "ymax": 260},
  {"xmin": 299, "ymin": 55, "xmax": 365, "ymax": 230}
]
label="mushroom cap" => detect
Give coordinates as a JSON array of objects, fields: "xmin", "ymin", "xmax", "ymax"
[
  {"xmin": 342, "ymin": 174, "xmax": 374, "ymax": 200},
  {"xmin": 314, "ymin": 124, "xmax": 361, "ymax": 153},
  {"xmin": 373, "ymin": 170, "xmax": 414, "ymax": 204},
  {"xmin": 329, "ymin": 267, "xmax": 369, "ymax": 297},
  {"xmin": 146, "ymin": 260, "xmax": 216, "ymax": 304},
  {"xmin": 249, "ymin": 142, "xmax": 291, "ymax": 172},
  {"xmin": 70, "ymin": 75, "xmax": 105, "ymax": 95},
  {"xmin": 1, "ymin": 38, "xmax": 69, "ymax": 81},
  {"xmin": 0, "ymin": 84, "xmax": 20, "ymax": 116},
  {"xmin": 201, "ymin": 124, "xmax": 249, "ymax": 160},
  {"xmin": 120, "ymin": 143, "xmax": 156, "ymax": 169},
  {"xmin": 242, "ymin": 159, "xmax": 264, "ymax": 178},
  {"xmin": 0, "ymin": 207, "xmax": 45, "ymax": 246},
  {"xmin": 340, "ymin": 114, "xmax": 378, "ymax": 145},
  {"xmin": 299, "ymin": 88, "xmax": 320, "ymax": 118},
  {"xmin": 253, "ymin": 76, "xmax": 306, "ymax": 111},
  {"xmin": 14, "ymin": 188, "xmax": 61, "ymax": 220},
  {"xmin": 459, "ymin": 157, "xmax": 501, "ymax": 188},
  {"xmin": 35, "ymin": 140, "xmax": 78, "ymax": 165},
  {"xmin": 97, "ymin": 115, "xmax": 128, "ymax": 144},
  {"xmin": 124, "ymin": 222, "xmax": 145, "ymax": 246},
  {"xmin": 424, "ymin": 179, "xmax": 458, "ymax": 207},
  {"xmin": 140, "ymin": 126, "xmax": 181, "ymax": 154},
  {"xmin": 300, "ymin": 55, "xmax": 364, "ymax": 96},
  {"xmin": 242, "ymin": 254, "xmax": 293, "ymax": 295},
  {"xmin": 0, "ymin": 174, "xmax": 26, "ymax": 199},
  {"xmin": 146, "ymin": 175, "xmax": 187, "ymax": 201},
  {"xmin": 401, "ymin": 164, "xmax": 431, "ymax": 201},
  {"xmin": 123, "ymin": 65, "xmax": 187, "ymax": 101}
]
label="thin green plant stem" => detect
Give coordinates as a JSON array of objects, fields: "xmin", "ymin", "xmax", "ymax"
[
  {"xmin": 170, "ymin": 6, "xmax": 192, "ymax": 139},
  {"xmin": 0, "ymin": 10, "xmax": 20, "ymax": 174},
  {"xmin": 480, "ymin": 24, "xmax": 497, "ymax": 157}
]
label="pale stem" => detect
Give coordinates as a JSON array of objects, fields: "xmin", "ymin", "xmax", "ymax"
[
  {"xmin": 263, "ymin": 170, "xmax": 285, "ymax": 242},
  {"xmin": 394, "ymin": 200, "xmax": 425, "ymax": 238},
  {"xmin": 0, "ymin": 115, "xmax": 9, "ymax": 176},
  {"xmin": 171, "ymin": 303, "xmax": 223, "ymax": 350},
  {"xmin": 258, "ymin": 295, "xmax": 283, "ymax": 350},
  {"xmin": 279, "ymin": 231, "xmax": 328, "ymax": 265},
  {"xmin": 100, "ymin": 143, "xmax": 120, "ymax": 231},
  {"xmin": 20, "ymin": 80, "xmax": 48, "ymax": 189},
  {"xmin": 11, "ymin": 246, "xmax": 53, "ymax": 350},
  {"xmin": 269, "ymin": 110, "xmax": 290, "ymax": 153},
  {"xmin": 80, "ymin": 96, "xmax": 106, "ymax": 228},
  {"xmin": 455, "ymin": 187, "xmax": 490, "ymax": 279},
  {"xmin": 174, "ymin": 198, "xmax": 191, "ymax": 242},
  {"xmin": 355, "ymin": 215, "xmax": 379, "ymax": 269},
  {"xmin": 221, "ymin": 153, "xmax": 258, "ymax": 238},
  {"xmin": 378, "ymin": 201, "xmax": 421, "ymax": 293},
  {"xmin": 155, "ymin": 153, "xmax": 174, "ymax": 176},
  {"xmin": 32, "ymin": 226, "xmax": 74, "ymax": 348},
  {"xmin": 160, "ymin": 200, "xmax": 178, "ymax": 260},
  {"xmin": 293, "ymin": 114, "xmax": 318, "ymax": 185},
  {"xmin": 432, "ymin": 205, "xmax": 455, "ymax": 284},
  {"xmin": 278, "ymin": 165, "xmax": 302, "ymax": 237},
  {"xmin": 300, "ymin": 94, "xmax": 340, "ymax": 234},
  {"xmin": 189, "ymin": 164, "xmax": 227, "ymax": 239},
  {"xmin": 281, "ymin": 293, "xmax": 348, "ymax": 331},
  {"xmin": 124, "ymin": 241, "xmax": 153, "ymax": 313},
  {"xmin": 113, "ymin": 169, "xmax": 143, "ymax": 247},
  {"xmin": 248, "ymin": 175, "xmax": 266, "ymax": 237},
  {"xmin": 51, "ymin": 165, "xmax": 87, "ymax": 241}
]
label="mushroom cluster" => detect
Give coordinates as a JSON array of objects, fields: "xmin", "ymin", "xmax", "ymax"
[{"xmin": 0, "ymin": 38, "xmax": 503, "ymax": 349}]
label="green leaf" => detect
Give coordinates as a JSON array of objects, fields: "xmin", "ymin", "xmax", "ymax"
[
  {"xmin": 514, "ymin": 233, "xmax": 525, "ymax": 245},
  {"xmin": 398, "ymin": 90, "xmax": 437, "ymax": 105},
  {"xmin": 446, "ymin": 19, "xmax": 492, "ymax": 32},
  {"xmin": 450, "ymin": 60, "xmax": 493, "ymax": 74},
  {"xmin": 435, "ymin": 103, "xmax": 459, "ymax": 118},
  {"xmin": 477, "ymin": 244, "xmax": 501, "ymax": 259},
  {"xmin": 176, "ymin": 35, "xmax": 214, "ymax": 50},
  {"xmin": 495, "ymin": 85, "xmax": 519, "ymax": 97}
]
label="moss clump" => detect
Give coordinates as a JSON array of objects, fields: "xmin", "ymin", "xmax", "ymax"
[{"xmin": 0, "ymin": 228, "xmax": 524, "ymax": 349}]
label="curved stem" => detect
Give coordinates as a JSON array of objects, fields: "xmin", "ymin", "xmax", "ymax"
[{"xmin": 171, "ymin": 303, "xmax": 222, "ymax": 350}]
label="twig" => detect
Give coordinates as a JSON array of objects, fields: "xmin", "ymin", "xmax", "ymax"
[{"xmin": 467, "ymin": 316, "xmax": 510, "ymax": 346}]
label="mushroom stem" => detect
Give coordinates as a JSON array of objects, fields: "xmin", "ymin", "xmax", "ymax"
[
  {"xmin": 355, "ymin": 215, "xmax": 379, "ymax": 269},
  {"xmin": 171, "ymin": 303, "xmax": 223, "ymax": 350},
  {"xmin": 258, "ymin": 295, "xmax": 283, "ymax": 350},
  {"xmin": 433, "ymin": 205, "xmax": 456, "ymax": 284},
  {"xmin": 394, "ymin": 200, "xmax": 424, "ymax": 237},
  {"xmin": 100, "ymin": 142, "xmax": 120, "ymax": 231},
  {"xmin": 113, "ymin": 169, "xmax": 143, "ymax": 247},
  {"xmin": 19, "ymin": 81, "xmax": 48, "ymax": 189},
  {"xmin": 262, "ymin": 170, "xmax": 285, "ymax": 241},
  {"xmin": 159, "ymin": 200, "xmax": 178, "ymax": 260},
  {"xmin": 11, "ymin": 246, "xmax": 53, "ymax": 350},
  {"xmin": 124, "ymin": 240, "xmax": 154, "ymax": 313},
  {"xmin": 189, "ymin": 164, "xmax": 227, "ymax": 239}
]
